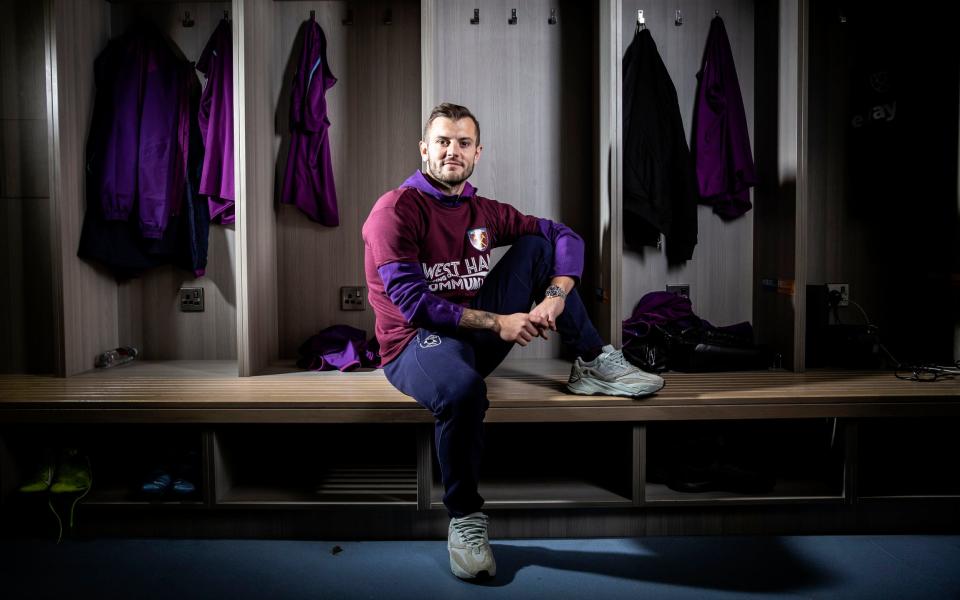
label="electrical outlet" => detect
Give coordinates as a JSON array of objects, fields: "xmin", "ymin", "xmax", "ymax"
[
  {"xmin": 826, "ymin": 283, "xmax": 850, "ymax": 307},
  {"xmin": 340, "ymin": 286, "xmax": 366, "ymax": 311},
  {"xmin": 666, "ymin": 284, "xmax": 690, "ymax": 298},
  {"xmin": 179, "ymin": 287, "xmax": 204, "ymax": 312}
]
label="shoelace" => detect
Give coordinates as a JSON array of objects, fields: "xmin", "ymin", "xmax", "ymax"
[
  {"xmin": 452, "ymin": 514, "xmax": 489, "ymax": 547},
  {"xmin": 600, "ymin": 349, "xmax": 638, "ymax": 374}
]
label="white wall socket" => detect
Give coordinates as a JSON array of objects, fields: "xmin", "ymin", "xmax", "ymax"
[{"xmin": 826, "ymin": 283, "xmax": 850, "ymax": 307}]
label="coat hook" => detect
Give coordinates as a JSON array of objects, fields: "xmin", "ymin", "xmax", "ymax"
[
  {"xmin": 548, "ymin": 8, "xmax": 557, "ymax": 25},
  {"xmin": 470, "ymin": 8, "xmax": 480, "ymax": 25},
  {"xmin": 383, "ymin": 8, "xmax": 393, "ymax": 25},
  {"xmin": 224, "ymin": 10, "xmax": 229, "ymax": 20},
  {"xmin": 508, "ymin": 8, "xmax": 517, "ymax": 25},
  {"xmin": 674, "ymin": 9, "xmax": 683, "ymax": 26},
  {"xmin": 309, "ymin": 10, "xmax": 315, "ymax": 20},
  {"xmin": 715, "ymin": 9, "xmax": 720, "ymax": 17},
  {"xmin": 342, "ymin": 9, "xmax": 354, "ymax": 26},
  {"xmin": 636, "ymin": 9, "xmax": 645, "ymax": 32},
  {"xmin": 182, "ymin": 11, "xmax": 194, "ymax": 28}
]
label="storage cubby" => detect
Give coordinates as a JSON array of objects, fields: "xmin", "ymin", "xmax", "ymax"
[
  {"xmin": 213, "ymin": 425, "xmax": 418, "ymax": 506},
  {"xmin": 237, "ymin": 0, "xmax": 607, "ymax": 375},
  {"xmin": 617, "ymin": 0, "xmax": 798, "ymax": 364},
  {"xmin": 805, "ymin": 0, "xmax": 960, "ymax": 368},
  {"xmin": 431, "ymin": 423, "xmax": 635, "ymax": 508},
  {"xmin": 858, "ymin": 418, "xmax": 960, "ymax": 499},
  {"xmin": 0, "ymin": 425, "xmax": 206, "ymax": 506},
  {"xmin": 48, "ymin": 0, "xmax": 239, "ymax": 377},
  {"xmin": 644, "ymin": 419, "xmax": 846, "ymax": 505}
]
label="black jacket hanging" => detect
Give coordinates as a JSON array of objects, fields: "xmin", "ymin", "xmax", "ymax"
[{"xmin": 623, "ymin": 27, "xmax": 699, "ymax": 262}]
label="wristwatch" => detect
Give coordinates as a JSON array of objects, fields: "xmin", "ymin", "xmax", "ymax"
[{"xmin": 544, "ymin": 284, "xmax": 567, "ymax": 300}]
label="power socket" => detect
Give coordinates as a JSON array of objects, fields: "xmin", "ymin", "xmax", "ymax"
[
  {"xmin": 179, "ymin": 287, "xmax": 204, "ymax": 312},
  {"xmin": 340, "ymin": 286, "xmax": 366, "ymax": 311},
  {"xmin": 826, "ymin": 283, "xmax": 850, "ymax": 307}
]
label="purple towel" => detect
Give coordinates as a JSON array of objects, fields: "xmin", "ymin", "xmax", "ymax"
[{"xmin": 296, "ymin": 325, "xmax": 380, "ymax": 372}]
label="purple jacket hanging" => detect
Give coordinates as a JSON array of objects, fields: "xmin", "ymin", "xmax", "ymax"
[
  {"xmin": 197, "ymin": 18, "xmax": 235, "ymax": 225},
  {"xmin": 692, "ymin": 16, "xmax": 757, "ymax": 220},
  {"xmin": 96, "ymin": 26, "xmax": 182, "ymax": 239},
  {"xmin": 280, "ymin": 16, "xmax": 339, "ymax": 226}
]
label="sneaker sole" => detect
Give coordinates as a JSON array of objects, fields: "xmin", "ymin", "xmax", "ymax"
[{"xmin": 567, "ymin": 377, "xmax": 663, "ymax": 397}]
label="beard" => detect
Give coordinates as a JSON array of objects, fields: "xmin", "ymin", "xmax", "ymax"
[{"xmin": 427, "ymin": 157, "xmax": 475, "ymax": 188}]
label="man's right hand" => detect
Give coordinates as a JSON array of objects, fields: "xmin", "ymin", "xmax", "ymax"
[{"xmin": 495, "ymin": 313, "xmax": 542, "ymax": 346}]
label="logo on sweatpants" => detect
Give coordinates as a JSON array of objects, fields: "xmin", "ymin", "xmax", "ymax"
[{"xmin": 419, "ymin": 334, "xmax": 442, "ymax": 349}]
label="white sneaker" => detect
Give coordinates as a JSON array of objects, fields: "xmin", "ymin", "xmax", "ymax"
[
  {"xmin": 448, "ymin": 512, "xmax": 496, "ymax": 579},
  {"xmin": 567, "ymin": 344, "xmax": 664, "ymax": 397}
]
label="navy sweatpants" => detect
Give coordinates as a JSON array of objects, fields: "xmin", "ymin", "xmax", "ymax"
[{"xmin": 383, "ymin": 236, "xmax": 605, "ymax": 517}]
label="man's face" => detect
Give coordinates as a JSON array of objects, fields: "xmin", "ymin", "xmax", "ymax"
[{"xmin": 419, "ymin": 117, "xmax": 482, "ymax": 189}]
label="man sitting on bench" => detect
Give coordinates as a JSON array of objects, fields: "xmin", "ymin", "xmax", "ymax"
[{"xmin": 362, "ymin": 102, "xmax": 664, "ymax": 580}]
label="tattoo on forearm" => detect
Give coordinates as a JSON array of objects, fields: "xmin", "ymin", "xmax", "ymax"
[{"xmin": 459, "ymin": 309, "xmax": 499, "ymax": 331}]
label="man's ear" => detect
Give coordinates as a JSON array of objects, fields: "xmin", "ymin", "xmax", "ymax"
[
  {"xmin": 475, "ymin": 144, "xmax": 483, "ymax": 162},
  {"xmin": 418, "ymin": 139, "xmax": 428, "ymax": 162}
]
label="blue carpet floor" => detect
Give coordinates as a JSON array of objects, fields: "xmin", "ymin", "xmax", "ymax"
[{"xmin": 2, "ymin": 535, "xmax": 960, "ymax": 599}]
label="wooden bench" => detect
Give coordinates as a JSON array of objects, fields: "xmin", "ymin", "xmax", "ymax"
[
  {"xmin": 1, "ymin": 362, "xmax": 958, "ymax": 539},
  {"xmin": 1, "ymin": 360, "xmax": 958, "ymax": 423}
]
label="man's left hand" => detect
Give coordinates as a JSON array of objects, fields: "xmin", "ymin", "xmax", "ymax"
[{"xmin": 529, "ymin": 297, "xmax": 565, "ymax": 340}]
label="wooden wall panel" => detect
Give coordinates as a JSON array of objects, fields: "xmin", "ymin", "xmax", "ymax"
[
  {"xmin": 598, "ymin": 0, "xmax": 623, "ymax": 346},
  {"xmin": 619, "ymin": 0, "xmax": 756, "ymax": 330},
  {"xmin": 426, "ymin": 0, "xmax": 595, "ymax": 359},
  {"xmin": 273, "ymin": 0, "xmax": 421, "ymax": 360},
  {"xmin": 110, "ymin": 2, "xmax": 238, "ymax": 361},
  {"xmin": 1, "ymin": 0, "xmax": 55, "ymax": 373},
  {"xmin": 235, "ymin": 0, "xmax": 278, "ymax": 375},
  {"xmin": 751, "ymin": 0, "xmax": 797, "ymax": 368},
  {"xmin": 48, "ymin": 0, "xmax": 116, "ymax": 376}
]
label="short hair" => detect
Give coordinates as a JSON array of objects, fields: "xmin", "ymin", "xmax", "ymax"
[{"xmin": 423, "ymin": 102, "xmax": 480, "ymax": 144}]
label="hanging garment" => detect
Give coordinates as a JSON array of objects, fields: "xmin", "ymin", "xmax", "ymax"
[
  {"xmin": 197, "ymin": 18, "xmax": 235, "ymax": 225},
  {"xmin": 91, "ymin": 24, "xmax": 183, "ymax": 239},
  {"xmin": 280, "ymin": 16, "xmax": 339, "ymax": 226},
  {"xmin": 692, "ymin": 16, "xmax": 757, "ymax": 220},
  {"xmin": 180, "ymin": 66, "xmax": 211, "ymax": 277},
  {"xmin": 79, "ymin": 26, "xmax": 209, "ymax": 278},
  {"xmin": 623, "ymin": 27, "xmax": 700, "ymax": 262}
]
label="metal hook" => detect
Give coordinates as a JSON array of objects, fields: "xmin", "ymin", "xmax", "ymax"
[
  {"xmin": 383, "ymin": 8, "xmax": 393, "ymax": 25},
  {"xmin": 224, "ymin": 10, "xmax": 229, "ymax": 20},
  {"xmin": 470, "ymin": 8, "xmax": 480, "ymax": 25},
  {"xmin": 674, "ymin": 9, "xmax": 683, "ymax": 26},
  {"xmin": 715, "ymin": 9, "xmax": 720, "ymax": 17},
  {"xmin": 636, "ymin": 9, "xmax": 645, "ymax": 32},
  {"xmin": 309, "ymin": 10, "xmax": 315, "ymax": 21},
  {"xmin": 508, "ymin": 8, "xmax": 517, "ymax": 25},
  {"xmin": 342, "ymin": 9, "xmax": 354, "ymax": 26},
  {"xmin": 548, "ymin": 8, "xmax": 557, "ymax": 25},
  {"xmin": 182, "ymin": 11, "xmax": 194, "ymax": 28}
]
